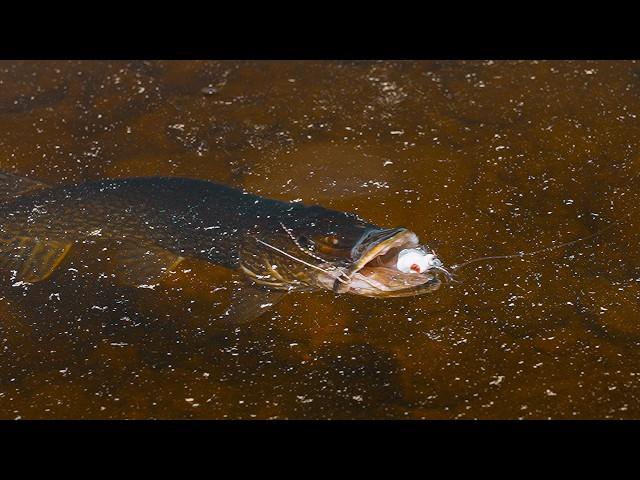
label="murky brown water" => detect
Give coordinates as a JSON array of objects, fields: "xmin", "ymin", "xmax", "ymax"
[{"xmin": 1, "ymin": 60, "xmax": 640, "ymax": 419}]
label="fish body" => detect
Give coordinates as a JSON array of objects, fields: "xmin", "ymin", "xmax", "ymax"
[
  {"xmin": 0, "ymin": 175, "xmax": 444, "ymax": 302},
  {"xmin": 2, "ymin": 176, "xmax": 283, "ymax": 268}
]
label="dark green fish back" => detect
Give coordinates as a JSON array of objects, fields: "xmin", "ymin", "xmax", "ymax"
[{"xmin": 0, "ymin": 176, "xmax": 292, "ymax": 282}]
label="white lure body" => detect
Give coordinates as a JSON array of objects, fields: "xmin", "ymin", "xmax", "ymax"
[{"xmin": 396, "ymin": 248, "xmax": 439, "ymax": 274}]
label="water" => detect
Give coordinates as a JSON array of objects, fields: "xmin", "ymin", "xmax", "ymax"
[{"xmin": 1, "ymin": 60, "xmax": 639, "ymax": 419}]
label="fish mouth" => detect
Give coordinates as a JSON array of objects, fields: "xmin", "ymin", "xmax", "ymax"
[
  {"xmin": 348, "ymin": 228, "xmax": 419, "ymax": 274},
  {"xmin": 331, "ymin": 228, "xmax": 444, "ymax": 297}
]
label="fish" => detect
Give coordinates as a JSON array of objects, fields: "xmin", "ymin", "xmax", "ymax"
[{"xmin": 0, "ymin": 173, "xmax": 446, "ymax": 322}]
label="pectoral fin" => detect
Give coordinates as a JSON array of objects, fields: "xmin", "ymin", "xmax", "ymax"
[
  {"xmin": 0, "ymin": 236, "xmax": 72, "ymax": 283},
  {"xmin": 222, "ymin": 282, "xmax": 288, "ymax": 324},
  {"xmin": 107, "ymin": 242, "xmax": 185, "ymax": 286}
]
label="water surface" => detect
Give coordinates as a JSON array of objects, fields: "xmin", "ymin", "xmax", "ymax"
[{"xmin": 1, "ymin": 60, "xmax": 639, "ymax": 419}]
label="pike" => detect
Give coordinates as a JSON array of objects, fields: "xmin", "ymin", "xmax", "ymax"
[{"xmin": 0, "ymin": 173, "xmax": 447, "ymax": 323}]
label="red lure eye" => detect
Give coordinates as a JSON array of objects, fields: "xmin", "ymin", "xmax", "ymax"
[{"xmin": 410, "ymin": 263, "xmax": 421, "ymax": 273}]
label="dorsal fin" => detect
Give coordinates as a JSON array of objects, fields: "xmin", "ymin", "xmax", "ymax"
[{"xmin": 0, "ymin": 172, "xmax": 50, "ymax": 202}]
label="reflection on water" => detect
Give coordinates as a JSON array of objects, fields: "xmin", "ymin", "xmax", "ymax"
[{"xmin": 1, "ymin": 60, "xmax": 640, "ymax": 419}]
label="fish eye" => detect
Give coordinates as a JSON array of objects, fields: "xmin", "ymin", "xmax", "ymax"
[{"xmin": 324, "ymin": 235, "xmax": 340, "ymax": 246}]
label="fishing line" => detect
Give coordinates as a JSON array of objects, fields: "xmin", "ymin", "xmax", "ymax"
[
  {"xmin": 450, "ymin": 161, "xmax": 640, "ymax": 273},
  {"xmin": 451, "ymin": 219, "xmax": 620, "ymax": 271},
  {"xmin": 278, "ymin": 222, "xmax": 328, "ymax": 264},
  {"xmin": 253, "ymin": 237, "xmax": 351, "ymax": 284}
]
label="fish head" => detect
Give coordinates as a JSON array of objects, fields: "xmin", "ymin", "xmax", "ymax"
[
  {"xmin": 330, "ymin": 226, "xmax": 446, "ymax": 297},
  {"xmin": 281, "ymin": 206, "xmax": 375, "ymax": 261},
  {"xmin": 238, "ymin": 205, "xmax": 372, "ymax": 288},
  {"xmin": 242, "ymin": 205, "xmax": 448, "ymax": 297},
  {"xmin": 277, "ymin": 206, "xmax": 449, "ymax": 297}
]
